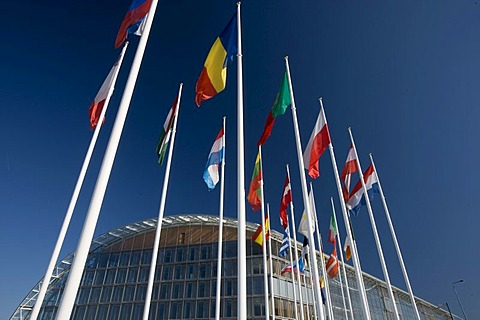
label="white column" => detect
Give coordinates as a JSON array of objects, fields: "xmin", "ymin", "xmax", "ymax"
[
  {"xmin": 267, "ymin": 204, "xmax": 276, "ymax": 320},
  {"xmin": 55, "ymin": 1, "xmax": 160, "ymax": 318}
]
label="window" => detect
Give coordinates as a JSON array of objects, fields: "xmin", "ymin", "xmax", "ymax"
[
  {"xmin": 198, "ymin": 263, "xmax": 211, "ymax": 278},
  {"xmin": 127, "ymin": 267, "xmax": 138, "ymax": 283},
  {"xmin": 196, "ymin": 300, "xmax": 209, "ymax": 318},
  {"xmin": 89, "ymin": 287, "xmax": 101, "ymax": 303},
  {"xmin": 130, "ymin": 251, "xmax": 141, "ymax": 266},
  {"xmin": 123, "ymin": 285, "xmax": 135, "ymax": 301},
  {"xmin": 112, "ymin": 286, "xmax": 124, "ymax": 302},
  {"xmin": 174, "ymin": 265, "xmax": 186, "ymax": 280},
  {"xmin": 108, "ymin": 252, "xmax": 119, "ymax": 267},
  {"xmin": 172, "ymin": 282, "xmax": 184, "ymax": 299},
  {"xmin": 115, "ymin": 268, "xmax": 127, "ymax": 284},
  {"xmin": 94, "ymin": 269, "xmax": 105, "ymax": 285},
  {"xmin": 119, "ymin": 303, "xmax": 132, "ymax": 319},
  {"xmin": 198, "ymin": 281, "xmax": 210, "ymax": 298},
  {"xmin": 105, "ymin": 269, "xmax": 116, "ymax": 285},
  {"xmin": 159, "ymin": 283, "xmax": 171, "ymax": 300},
  {"xmin": 100, "ymin": 286, "xmax": 113, "ymax": 302},
  {"xmin": 135, "ymin": 285, "xmax": 146, "ymax": 301},
  {"xmin": 185, "ymin": 281, "xmax": 197, "ymax": 298}
]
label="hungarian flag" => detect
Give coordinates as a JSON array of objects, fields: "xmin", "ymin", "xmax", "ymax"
[
  {"xmin": 327, "ymin": 210, "xmax": 338, "ymax": 244},
  {"xmin": 257, "ymin": 71, "xmax": 291, "ymax": 146},
  {"xmin": 195, "ymin": 14, "xmax": 237, "ymax": 106},
  {"xmin": 303, "ymin": 106, "xmax": 331, "ymax": 179},
  {"xmin": 88, "ymin": 49, "xmax": 126, "ymax": 130},
  {"xmin": 247, "ymin": 151, "xmax": 263, "ymax": 211},
  {"xmin": 326, "ymin": 247, "xmax": 339, "ymax": 278},
  {"xmin": 279, "ymin": 172, "xmax": 292, "ymax": 230},
  {"xmin": 252, "ymin": 211, "xmax": 270, "ymax": 246},
  {"xmin": 341, "ymin": 145, "xmax": 358, "ymax": 200},
  {"xmin": 156, "ymin": 95, "xmax": 178, "ymax": 165},
  {"xmin": 115, "ymin": 0, "xmax": 153, "ymax": 48}
]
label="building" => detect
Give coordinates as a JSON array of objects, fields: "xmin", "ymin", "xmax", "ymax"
[{"xmin": 11, "ymin": 215, "xmax": 452, "ymax": 319}]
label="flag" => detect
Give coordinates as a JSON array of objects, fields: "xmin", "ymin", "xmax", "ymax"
[
  {"xmin": 346, "ymin": 164, "xmax": 379, "ymax": 216},
  {"xmin": 115, "ymin": 0, "xmax": 152, "ymax": 48},
  {"xmin": 303, "ymin": 106, "xmax": 331, "ymax": 179},
  {"xmin": 257, "ymin": 71, "xmax": 291, "ymax": 145},
  {"xmin": 195, "ymin": 14, "xmax": 237, "ymax": 106},
  {"xmin": 298, "ymin": 189, "xmax": 315, "ymax": 237},
  {"xmin": 88, "ymin": 52, "xmax": 124, "ymax": 130},
  {"xmin": 344, "ymin": 234, "xmax": 352, "ymax": 261},
  {"xmin": 247, "ymin": 151, "xmax": 262, "ymax": 211},
  {"xmin": 341, "ymin": 145, "xmax": 358, "ymax": 200},
  {"xmin": 156, "ymin": 96, "xmax": 178, "ymax": 165},
  {"xmin": 326, "ymin": 247, "xmax": 339, "ymax": 278},
  {"xmin": 301, "ymin": 236, "xmax": 309, "ymax": 267},
  {"xmin": 281, "ymin": 258, "xmax": 304, "ymax": 275},
  {"xmin": 320, "ymin": 276, "xmax": 327, "ymax": 305},
  {"xmin": 203, "ymin": 127, "xmax": 225, "ymax": 190},
  {"xmin": 279, "ymin": 173, "xmax": 292, "ymax": 230},
  {"xmin": 278, "ymin": 226, "xmax": 290, "ymax": 257},
  {"xmin": 252, "ymin": 211, "xmax": 270, "ymax": 246},
  {"xmin": 327, "ymin": 210, "xmax": 338, "ymax": 244}
]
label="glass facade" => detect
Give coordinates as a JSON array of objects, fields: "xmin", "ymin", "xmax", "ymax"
[{"xmin": 11, "ymin": 215, "xmax": 453, "ymax": 320}]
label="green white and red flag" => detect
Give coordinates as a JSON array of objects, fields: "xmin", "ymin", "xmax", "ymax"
[
  {"xmin": 247, "ymin": 151, "xmax": 262, "ymax": 211},
  {"xmin": 156, "ymin": 95, "xmax": 178, "ymax": 165}
]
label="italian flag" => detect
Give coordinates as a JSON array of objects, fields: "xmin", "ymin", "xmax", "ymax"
[
  {"xmin": 156, "ymin": 95, "xmax": 178, "ymax": 165},
  {"xmin": 303, "ymin": 106, "xmax": 331, "ymax": 179},
  {"xmin": 257, "ymin": 71, "xmax": 291, "ymax": 146},
  {"xmin": 327, "ymin": 210, "xmax": 338, "ymax": 244},
  {"xmin": 247, "ymin": 150, "xmax": 263, "ymax": 211}
]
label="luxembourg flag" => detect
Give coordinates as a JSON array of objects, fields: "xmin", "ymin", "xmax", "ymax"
[
  {"xmin": 346, "ymin": 164, "xmax": 379, "ymax": 216},
  {"xmin": 303, "ymin": 106, "xmax": 331, "ymax": 179},
  {"xmin": 203, "ymin": 127, "xmax": 225, "ymax": 190}
]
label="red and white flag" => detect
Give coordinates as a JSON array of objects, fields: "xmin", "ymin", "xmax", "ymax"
[
  {"xmin": 325, "ymin": 247, "xmax": 339, "ymax": 278},
  {"xmin": 279, "ymin": 172, "xmax": 292, "ymax": 230},
  {"xmin": 340, "ymin": 145, "xmax": 358, "ymax": 200},
  {"xmin": 303, "ymin": 107, "xmax": 331, "ymax": 179}
]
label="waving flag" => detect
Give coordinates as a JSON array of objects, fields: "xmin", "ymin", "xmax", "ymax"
[
  {"xmin": 247, "ymin": 151, "xmax": 263, "ymax": 211},
  {"xmin": 115, "ymin": 0, "xmax": 152, "ymax": 48},
  {"xmin": 327, "ymin": 210, "xmax": 338, "ymax": 244},
  {"xmin": 257, "ymin": 71, "xmax": 292, "ymax": 145},
  {"xmin": 344, "ymin": 234, "xmax": 352, "ymax": 261},
  {"xmin": 278, "ymin": 226, "xmax": 290, "ymax": 257},
  {"xmin": 298, "ymin": 189, "xmax": 315, "ymax": 236},
  {"xmin": 303, "ymin": 106, "xmax": 331, "ymax": 179},
  {"xmin": 346, "ymin": 164, "xmax": 379, "ymax": 216},
  {"xmin": 203, "ymin": 127, "xmax": 225, "ymax": 190},
  {"xmin": 195, "ymin": 14, "xmax": 237, "ymax": 106},
  {"xmin": 301, "ymin": 236, "xmax": 309, "ymax": 267},
  {"xmin": 252, "ymin": 211, "xmax": 270, "ymax": 246},
  {"xmin": 341, "ymin": 145, "xmax": 358, "ymax": 200},
  {"xmin": 281, "ymin": 258, "xmax": 304, "ymax": 274},
  {"xmin": 326, "ymin": 247, "xmax": 339, "ymax": 278},
  {"xmin": 156, "ymin": 95, "xmax": 178, "ymax": 165},
  {"xmin": 279, "ymin": 173, "xmax": 292, "ymax": 230}
]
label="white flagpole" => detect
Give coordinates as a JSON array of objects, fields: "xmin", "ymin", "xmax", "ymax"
[
  {"xmin": 307, "ymin": 253, "xmax": 319, "ymax": 320},
  {"xmin": 214, "ymin": 116, "xmax": 227, "ymax": 320},
  {"xmin": 285, "ymin": 56, "xmax": 325, "ymax": 320},
  {"xmin": 236, "ymin": 3, "xmax": 247, "ymax": 319},
  {"xmin": 303, "ymin": 272, "xmax": 311, "ymax": 320},
  {"xmin": 310, "ymin": 183, "xmax": 335, "ymax": 320},
  {"xmin": 286, "ymin": 164, "xmax": 305, "ymax": 320},
  {"xmin": 142, "ymin": 84, "xmax": 183, "ymax": 320},
  {"xmin": 286, "ymin": 225, "xmax": 299, "ymax": 320},
  {"xmin": 348, "ymin": 128, "xmax": 400, "ymax": 320},
  {"xmin": 267, "ymin": 204, "xmax": 276, "ymax": 320},
  {"xmin": 29, "ymin": 43, "xmax": 129, "ymax": 320},
  {"xmin": 369, "ymin": 153, "xmax": 421, "ymax": 320},
  {"xmin": 331, "ymin": 197, "xmax": 354, "ymax": 320},
  {"xmin": 55, "ymin": 0, "xmax": 160, "ymax": 315},
  {"xmin": 320, "ymin": 98, "xmax": 371, "ymax": 320},
  {"xmin": 258, "ymin": 146, "xmax": 270, "ymax": 320}
]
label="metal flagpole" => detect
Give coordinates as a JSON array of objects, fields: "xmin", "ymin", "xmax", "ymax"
[
  {"xmin": 142, "ymin": 84, "xmax": 183, "ymax": 320},
  {"xmin": 267, "ymin": 204, "xmax": 276, "ymax": 320},
  {"xmin": 29, "ymin": 43, "xmax": 129, "ymax": 320},
  {"xmin": 310, "ymin": 183, "xmax": 335, "ymax": 320},
  {"xmin": 369, "ymin": 153, "xmax": 421, "ymax": 320},
  {"xmin": 348, "ymin": 128, "xmax": 400, "ymax": 320},
  {"xmin": 303, "ymin": 272, "xmax": 311, "ymax": 320},
  {"xmin": 214, "ymin": 116, "xmax": 227, "ymax": 320},
  {"xmin": 286, "ymin": 164, "xmax": 305, "ymax": 320},
  {"xmin": 320, "ymin": 98, "xmax": 371, "ymax": 320},
  {"xmin": 236, "ymin": 4, "xmax": 247, "ymax": 319},
  {"xmin": 307, "ymin": 253, "xmax": 319, "ymax": 320},
  {"xmin": 286, "ymin": 224, "xmax": 299, "ymax": 320},
  {"xmin": 285, "ymin": 56, "xmax": 325, "ymax": 320},
  {"xmin": 331, "ymin": 197, "xmax": 354, "ymax": 320},
  {"xmin": 258, "ymin": 146, "xmax": 270, "ymax": 320},
  {"xmin": 55, "ymin": 1, "xmax": 160, "ymax": 317}
]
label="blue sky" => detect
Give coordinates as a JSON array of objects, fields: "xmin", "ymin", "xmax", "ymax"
[{"xmin": 1, "ymin": 0, "xmax": 479, "ymax": 318}]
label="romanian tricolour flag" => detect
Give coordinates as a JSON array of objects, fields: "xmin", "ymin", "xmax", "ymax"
[
  {"xmin": 346, "ymin": 164, "xmax": 379, "ymax": 216},
  {"xmin": 247, "ymin": 150, "xmax": 262, "ymax": 211},
  {"xmin": 257, "ymin": 71, "xmax": 292, "ymax": 146},
  {"xmin": 203, "ymin": 127, "xmax": 225, "ymax": 190},
  {"xmin": 115, "ymin": 0, "xmax": 152, "ymax": 48},
  {"xmin": 88, "ymin": 51, "xmax": 125, "ymax": 130},
  {"xmin": 252, "ymin": 212, "xmax": 270, "ymax": 246},
  {"xmin": 156, "ymin": 96, "xmax": 178, "ymax": 165},
  {"xmin": 303, "ymin": 106, "xmax": 331, "ymax": 179},
  {"xmin": 279, "ymin": 172, "xmax": 292, "ymax": 230},
  {"xmin": 341, "ymin": 145, "xmax": 358, "ymax": 200},
  {"xmin": 195, "ymin": 14, "xmax": 237, "ymax": 107}
]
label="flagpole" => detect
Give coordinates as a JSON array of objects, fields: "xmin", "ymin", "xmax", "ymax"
[
  {"xmin": 303, "ymin": 272, "xmax": 311, "ymax": 320},
  {"xmin": 258, "ymin": 146, "xmax": 270, "ymax": 320},
  {"xmin": 307, "ymin": 253, "xmax": 319, "ymax": 320},
  {"xmin": 310, "ymin": 183, "xmax": 335, "ymax": 320},
  {"xmin": 29, "ymin": 43, "xmax": 128, "ymax": 320},
  {"xmin": 320, "ymin": 98, "xmax": 371, "ymax": 320},
  {"xmin": 236, "ymin": 4, "xmax": 247, "ymax": 319},
  {"xmin": 285, "ymin": 56, "xmax": 325, "ymax": 320},
  {"xmin": 331, "ymin": 197, "xmax": 354, "ymax": 320},
  {"xmin": 286, "ymin": 165, "xmax": 305, "ymax": 320},
  {"xmin": 285, "ymin": 225, "xmax": 299, "ymax": 320},
  {"xmin": 267, "ymin": 204, "xmax": 277, "ymax": 320},
  {"xmin": 369, "ymin": 153, "xmax": 421, "ymax": 320},
  {"xmin": 348, "ymin": 127, "xmax": 400, "ymax": 320},
  {"xmin": 55, "ymin": 0, "xmax": 160, "ymax": 315},
  {"xmin": 214, "ymin": 116, "xmax": 227, "ymax": 320},
  {"xmin": 141, "ymin": 83, "xmax": 183, "ymax": 320}
]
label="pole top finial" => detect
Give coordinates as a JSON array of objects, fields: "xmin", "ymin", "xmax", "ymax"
[
  {"xmin": 284, "ymin": 56, "xmax": 289, "ymax": 60},
  {"xmin": 348, "ymin": 126, "xmax": 352, "ymax": 131},
  {"xmin": 237, "ymin": 1, "xmax": 241, "ymax": 6},
  {"xmin": 319, "ymin": 97, "xmax": 323, "ymax": 101},
  {"xmin": 369, "ymin": 152, "xmax": 373, "ymax": 156}
]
